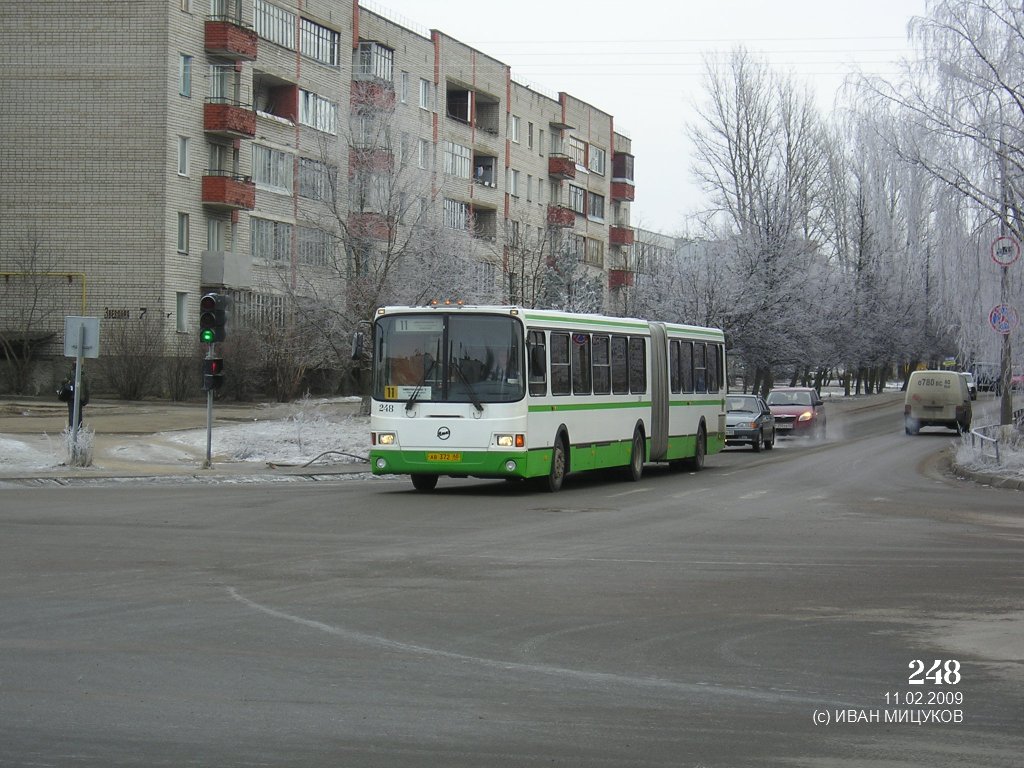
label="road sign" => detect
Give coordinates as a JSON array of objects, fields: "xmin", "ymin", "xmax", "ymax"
[
  {"xmin": 988, "ymin": 303, "xmax": 1019, "ymax": 335},
  {"xmin": 63, "ymin": 316, "xmax": 101, "ymax": 358},
  {"xmin": 991, "ymin": 236, "xmax": 1020, "ymax": 267}
]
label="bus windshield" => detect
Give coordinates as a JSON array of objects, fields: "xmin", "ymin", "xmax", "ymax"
[{"xmin": 373, "ymin": 313, "xmax": 525, "ymax": 404}]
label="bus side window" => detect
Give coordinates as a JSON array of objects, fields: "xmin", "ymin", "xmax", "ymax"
[
  {"xmin": 572, "ymin": 333, "xmax": 592, "ymax": 394},
  {"xmin": 669, "ymin": 340, "xmax": 681, "ymax": 394},
  {"xmin": 528, "ymin": 330, "xmax": 547, "ymax": 396},
  {"xmin": 593, "ymin": 334, "xmax": 611, "ymax": 394},
  {"xmin": 681, "ymin": 341, "xmax": 694, "ymax": 393},
  {"xmin": 707, "ymin": 344, "xmax": 720, "ymax": 393},
  {"xmin": 694, "ymin": 343, "xmax": 707, "ymax": 393},
  {"xmin": 611, "ymin": 335, "xmax": 629, "ymax": 394},
  {"xmin": 550, "ymin": 332, "xmax": 571, "ymax": 395},
  {"xmin": 628, "ymin": 337, "xmax": 646, "ymax": 394}
]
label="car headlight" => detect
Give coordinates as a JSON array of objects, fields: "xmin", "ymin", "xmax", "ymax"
[{"xmin": 798, "ymin": 411, "xmax": 813, "ymax": 422}]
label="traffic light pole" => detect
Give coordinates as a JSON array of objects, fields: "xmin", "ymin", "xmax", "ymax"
[{"xmin": 204, "ymin": 343, "xmax": 214, "ymax": 469}]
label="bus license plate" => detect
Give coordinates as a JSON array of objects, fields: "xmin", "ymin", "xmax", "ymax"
[{"xmin": 427, "ymin": 452, "xmax": 461, "ymax": 462}]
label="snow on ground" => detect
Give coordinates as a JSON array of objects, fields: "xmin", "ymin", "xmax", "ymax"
[{"xmin": 166, "ymin": 410, "xmax": 370, "ymax": 465}]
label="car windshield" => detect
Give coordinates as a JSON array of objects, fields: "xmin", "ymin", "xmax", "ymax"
[
  {"xmin": 767, "ymin": 390, "xmax": 813, "ymax": 406},
  {"xmin": 727, "ymin": 396, "xmax": 759, "ymax": 412}
]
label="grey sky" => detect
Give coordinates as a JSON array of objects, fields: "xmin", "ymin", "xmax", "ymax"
[{"xmin": 363, "ymin": 0, "xmax": 929, "ymax": 234}]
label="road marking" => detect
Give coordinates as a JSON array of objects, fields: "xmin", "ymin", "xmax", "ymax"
[
  {"xmin": 226, "ymin": 586, "xmax": 839, "ymax": 706},
  {"xmin": 607, "ymin": 488, "xmax": 651, "ymax": 499},
  {"xmin": 739, "ymin": 490, "xmax": 768, "ymax": 500}
]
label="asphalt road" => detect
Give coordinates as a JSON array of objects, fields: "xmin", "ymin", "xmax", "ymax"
[{"xmin": 1, "ymin": 398, "xmax": 1021, "ymax": 767}]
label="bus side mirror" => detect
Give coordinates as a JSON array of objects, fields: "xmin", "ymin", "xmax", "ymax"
[{"xmin": 351, "ymin": 331, "xmax": 364, "ymax": 361}]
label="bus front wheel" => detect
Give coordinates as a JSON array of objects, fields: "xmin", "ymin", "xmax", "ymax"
[
  {"xmin": 411, "ymin": 473, "xmax": 438, "ymax": 491},
  {"xmin": 545, "ymin": 436, "xmax": 567, "ymax": 492}
]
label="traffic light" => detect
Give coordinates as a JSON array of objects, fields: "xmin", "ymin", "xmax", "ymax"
[
  {"xmin": 202, "ymin": 357, "xmax": 225, "ymax": 391},
  {"xmin": 199, "ymin": 292, "xmax": 229, "ymax": 343}
]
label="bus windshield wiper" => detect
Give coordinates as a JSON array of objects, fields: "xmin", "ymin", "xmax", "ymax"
[
  {"xmin": 405, "ymin": 357, "xmax": 438, "ymax": 412},
  {"xmin": 451, "ymin": 360, "xmax": 484, "ymax": 412}
]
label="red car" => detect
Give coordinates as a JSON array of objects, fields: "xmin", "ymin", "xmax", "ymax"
[{"xmin": 766, "ymin": 387, "xmax": 827, "ymax": 439}]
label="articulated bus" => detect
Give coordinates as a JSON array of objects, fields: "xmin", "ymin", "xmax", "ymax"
[{"xmin": 367, "ymin": 305, "xmax": 726, "ymax": 491}]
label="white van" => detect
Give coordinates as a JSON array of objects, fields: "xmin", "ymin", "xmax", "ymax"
[{"xmin": 904, "ymin": 370, "xmax": 972, "ymax": 435}]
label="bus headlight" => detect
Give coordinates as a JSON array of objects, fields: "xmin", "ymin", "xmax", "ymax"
[
  {"xmin": 495, "ymin": 434, "xmax": 526, "ymax": 448},
  {"xmin": 505, "ymin": 460, "xmax": 517, "ymax": 472},
  {"xmin": 377, "ymin": 432, "xmax": 396, "ymax": 445},
  {"xmin": 375, "ymin": 457, "xmax": 387, "ymax": 470}
]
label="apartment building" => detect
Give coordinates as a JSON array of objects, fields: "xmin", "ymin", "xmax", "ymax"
[{"xmin": 0, "ymin": 0, "xmax": 638, "ymax": 377}]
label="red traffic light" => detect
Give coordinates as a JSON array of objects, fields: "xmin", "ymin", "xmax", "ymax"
[{"xmin": 202, "ymin": 357, "xmax": 225, "ymax": 391}]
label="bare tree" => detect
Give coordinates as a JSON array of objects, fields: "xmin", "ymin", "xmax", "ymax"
[{"xmin": 0, "ymin": 235, "xmax": 81, "ymax": 394}]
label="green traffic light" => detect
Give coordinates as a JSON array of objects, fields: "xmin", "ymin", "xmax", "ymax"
[{"xmin": 200, "ymin": 328, "xmax": 215, "ymax": 343}]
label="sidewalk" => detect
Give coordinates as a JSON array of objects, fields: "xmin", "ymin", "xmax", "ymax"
[{"xmin": 0, "ymin": 397, "xmax": 371, "ymax": 484}]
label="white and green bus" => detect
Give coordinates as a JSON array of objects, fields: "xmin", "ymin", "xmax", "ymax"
[{"xmin": 367, "ymin": 305, "xmax": 726, "ymax": 491}]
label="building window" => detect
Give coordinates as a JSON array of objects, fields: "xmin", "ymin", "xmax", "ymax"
[
  {"xmin": 208, "ymin": 218, "xmax": 229, "ymax": 251},
  {"xmin": 589, "ymin": 146, "xmax": 606, "ymax": 175},
  {"xmin": 297, "ymin": 226, "xmax": 333, "ymax": 266},
  {"xmin": 526, "ymin": 174, "xmax": 532, "ymax": 202},
  {"xmin": 177, "ymin": 136, "xmax": 189, "ymax": 176},
  {"xmin": 418, "ymin": 138, "xmax": 430, "ymax": 169},
  {"xmin": 253, "ymin": 144, "xmax": 293, "ymax": 194},
  {"xmin": 587, "ymin": 192, "xmax": 605, "ymax": 221},
  {"xmin": 354, "ymin": 41, "xmax": 394, "ymax": 81},
  {"xmin": 251, "ymin": 217, "xmax": 293, "ymax": 262},
  {"xmin": 508, "ymin": 114, "xmax": 521, "ymax": 143},
  {"xmin": 443, "ymin": 198, "xmax": 469, "ymax": 230},
  {"xmin": 443, "ymin": 141, "xmax": 472, "ymax": 179},
  {"xmin": 507, "ymin": 168, "xmax": 520, "ymax": 197},
  {"xmin": 400, "ymin": 71, "xmax": 409, "ymax": 102},
  {"xmin": 527, "ymin": 122, "xmax": 534, "ymax": 149},
  {"xmin": 567, "ymin": 136, "xmax": 586, "ymax": 166},
  {"xmin": 254, "ymin": 0, "xmax": 296, "ymax": 50},
  {"xmin": 299, "ymin": 157, "xmax": 333, "ymax": 200},
  {"xmin": 585, "ymin": 237, "xmax": 604, "ymax": 267},
  {"xmin": 299, "ymin": 89, "xmax": 336, "ymax": 133},
  {"xmin": 568, "ymin": 184, "xmax": 585, "ymax": 215},
  {"xmin": 177, "ymin": 213, "xmax": 189, "ymax": 253},
  {"xmin": 301, "ymin": 18, "xmax": 339, "ymax": 66},
  {"xmin": 419, "ymin": 78, "xmax": 432, "ymax": 110},
  {"xmin": 180, "ymin": 0, "xmax": 191, "ymax": 11},
  {"xmin": 176, "ymin": 292, "xmax": 188, "ymax": 333},
  {"xmin": 179, "ymin": 54, "xmax": 192, "ymax": 97}
]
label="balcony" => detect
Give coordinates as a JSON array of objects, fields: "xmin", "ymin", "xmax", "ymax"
[
  {"xmin": 609, "ymin": 225, "xmax": 634, "ymax": 246},
  {"xmin": 201, "ymin": 249, "xmax": 252, "ymax": 289},
  {"xmin": 608, "ymin": 268, "xmax": 635, "ymax": 290},
  {"xmin": 202, "ymin": 171, "xmax": 255, "ymax": 210},
  {"xmin": 349, "ymin": 147, "xmax": 394, "ymax": 174},
  {"xmin": 204, "ymin": 18, "xmax": 257, "ymax": 61},
  {"xmin": 547, "ymin": 204, "xmax": 575, "ymax": 228},
  {"xmin": 350, "ymin": 79, "xmax": 396, "ymax": 110},
  {"xmin": 203, "ymin": 99, "xmax": 256, "ymax": 138},
  {"xmin": 548, "ymin": 154, "xmax": 576, "ymax": 180},
  {"xmin": 610, "ymin": 181, "xmax": 636, "ymax": 202},
  {"xmin": 348, "ymin": 212, "xmax": 394, "ymax": 241}
]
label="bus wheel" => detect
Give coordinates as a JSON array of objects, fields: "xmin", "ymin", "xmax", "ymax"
[
  {"xmin": 545, "ymin": 436, "xmax": 567, "ymax": 492},
  {"xmin": 411, "ymin": 474, "xmax": 438, "ymax": 491},
  {"xmin": 685, "ymin": 427, "xmax": 706, "ymax": 471},
  {"xmin": 626, "ymin": 429, "xmax": 644, "ymax": 482}
]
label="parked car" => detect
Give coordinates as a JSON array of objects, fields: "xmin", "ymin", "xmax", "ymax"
[
  {"xmin": 725, "ymin": 394, "xmax": 776, "ymax": 451},
  {"xmin": 960, "ymin": 371, "xmax": 977, "ymax": 400},
  {"xmin": 766, "ymin": 387, "xmax": 827, "ymax": 439},
  {"xmin": 904, "ymin": 370, "xmax": 972, "ymax": 434}
]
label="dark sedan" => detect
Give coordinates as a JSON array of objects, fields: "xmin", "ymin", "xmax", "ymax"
[{"xmin": 725, "ymin": 394, "xmax": 776, "ymax": 451}]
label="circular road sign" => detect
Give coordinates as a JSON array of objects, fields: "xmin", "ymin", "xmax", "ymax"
[
  {"xmin": 991, "ymin": 236, "xmax": 1020, "ymax": 266},
  {"xmin": 989, "ymin": 303, "xmax": 1020, "ymax": 335}
]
